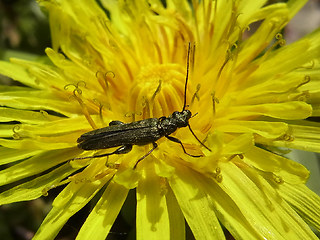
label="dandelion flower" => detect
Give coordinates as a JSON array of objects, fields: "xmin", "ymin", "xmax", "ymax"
[{"xmin": 1, "ymin": 0, "xmax": 320, "ymax": 239}]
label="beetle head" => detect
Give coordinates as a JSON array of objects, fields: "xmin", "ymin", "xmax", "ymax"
[{"xmin": 172, "ymin": 110, "xmax": 192, "ymax": 127}]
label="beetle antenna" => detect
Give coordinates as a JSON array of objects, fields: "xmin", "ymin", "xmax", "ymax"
[
  {"xmin": 188, "ymin": 124, "xmax": 212, "ymax": 152},
  {"xmin": 183, "ymin": 42, "xmax": 191, "ymax": 111},
  {"xmin": 190, "ymin": 112, "xmax": 198, "ymax": 118}
]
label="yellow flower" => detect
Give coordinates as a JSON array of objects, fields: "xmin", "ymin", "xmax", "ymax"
[{"xmin": 1, "ymin": 0, "xmax": 320, "ymax": 239}]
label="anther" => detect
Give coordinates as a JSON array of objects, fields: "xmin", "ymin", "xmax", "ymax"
[
  {"xmin": 39, "ymin": 110, "xmax": 49, "ymax": 118},
  {"xmin": 151, "ymin": 79, "xmax": 162, "ymax": 102},
  {"xmin": 211, "ymin": 91, "xmax": 220, "ymax": 114},
  {"xmin": 64, "ymin": 81, "xmax": 97, "ymax": 129},
  {"xmin": 273, "ymin": 174, "xmax": 284, "ymax": 184},
  {"xmin": 191, "ymin": 83, "xmax": 201, "ymax": 104},
  {"xmin": 12, "ymin": 125, "xmax": 21, "ymax": 139}
]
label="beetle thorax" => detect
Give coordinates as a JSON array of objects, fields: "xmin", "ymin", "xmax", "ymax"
[{"xmin": 159, "ymin": 110, "xmax": 191, "ymax": 136}]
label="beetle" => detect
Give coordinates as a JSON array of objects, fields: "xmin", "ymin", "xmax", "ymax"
[{"xmin": 75, "ymin": 43, "xmax": 211, "ymax": 168}]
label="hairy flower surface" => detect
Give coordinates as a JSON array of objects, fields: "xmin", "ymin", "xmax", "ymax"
[{"xmin": 0, "ymin": 0, "xmax": 320, "ymax": 239}]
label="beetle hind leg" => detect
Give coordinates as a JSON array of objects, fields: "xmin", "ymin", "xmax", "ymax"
[
  {"xmin": 73, "ymin": 144, "xmax": 133, "ymax": 160},
  {"xmin": 134, "ymin": 142, "xmax": 158, "ymax": 169}
]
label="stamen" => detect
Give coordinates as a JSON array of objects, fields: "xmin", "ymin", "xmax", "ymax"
[
  {"xmin": 253, "ymin": 33, "xmax": 286, "ymax": 67},
  {"xmin": 295, "ymin": 75, "xmax": 311, "ymax": 89},
  {"xmin": 191, "ymin": 83, "xmax": 201, "ymax": 104},
  {"xmin": 210, "ymin": 167, "xmax": 223, "ymax": 183},
  {"xmin": 296, "ymin": 91, "xmax": 310, "ymax": 101},
  {"xmin": 12, "ymin": 125, "xmax": 21, "ymax": 139},
  {"xmin": 92, "ymin": 99, "xmax": 105, "ymax": 125},
  {"xmin": 273, "ymin": 174, "xmax": 284, "ymax": 184},
  {"xmin": 263, "ymin": 33, "xmax": 286, "ymax": 60},
  {"xmin": 95, "ymin": 71, "xmax": 109, "ymax": 93},
  {"xmin": 64, "ymin": 81, "xmax": 86, "ymax": 91},
  {"xmin": 275, "ymin": 33, "xmax": 286, "ymax": 46},
  {"xmin": 228, "ymin": 153, "xmax": 244, "ymax": 161},
  {"xmin": 154, "ymin": 42, "xmax": 163, "ymax": 64},
  {"xmin": 289, "ymin": 91, "xmax": 310, "ymax": 101},
  {"xmin": 41, "ymin": 188, "xmax": 49, "ymax": 197},
  {"xmin": 217, "ymin": 53, "xmax": 230, "ymax": 80},
  {"xmin": 95, "ymin": 166, "xmax": 118, "ymax": 180},
  {"xmin": 40, "ymin": 110, "xmax": 49, "ymax": 118},
  {"xmin": 125, "ymin": 111, "xmax": 142, "ymax": 122},
  {"xmin": 215, "ymin": 174, "xmax": 223, "ymax": 183},
  {"xmin": 277, "ymin": 133, "xmax": 294, "ymax": 142},
  {"xmin": 141, "ymin": 96, "xmax": 151, "ymax": 119},
  {"xmin": 294, "ymin": 60, "xmax": 315, "ymax": 70},
  {"xmin": 151, "ymin": 79, "xmax": 162, "ymax": 102},
  {"xmin": 64, "ymin": 81, "xmax": 97, "ymax": 129},
  {"xmin": 211, "ymin": 91, "xmax": 220, "ymax": 115},
  {"xmin": 105, "ymin": 162, "xmax": 120, "ymax": 169}
]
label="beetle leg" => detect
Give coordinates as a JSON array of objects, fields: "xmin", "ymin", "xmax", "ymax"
[
  {"xmin": 109, "ymin": 120, "xmax": 124, "ymax": 126},
  {"xmin": 134, "ymin": 142, "xmax": 158, "ymax": 169},
  {"xmin": 165, "ymin": 135, "xmax": 202, "ymax": 157},
  {"xmin": 73, "ymin": 144, "xmax": 133, "ymax": 160}
]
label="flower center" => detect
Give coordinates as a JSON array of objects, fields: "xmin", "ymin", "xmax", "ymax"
[{"xmin": 129, "ymin": 63, "xmax": 186, "ymax": 119}]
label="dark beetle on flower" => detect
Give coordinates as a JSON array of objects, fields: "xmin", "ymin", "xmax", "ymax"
[{"xmin": 75, "ymin": 43, "xmax": 211, "ymax": 168}]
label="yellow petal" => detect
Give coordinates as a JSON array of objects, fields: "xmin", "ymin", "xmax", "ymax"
[
  {"xmin": 235, "ymin": 72, "xmax": 311, "ymax": 105},
  {"xmin": 221, "ymin": 133, "xmax": 254, "ymax": 155},
  {"xmin": 217, "ymin": 120, "xmax": 288, "ymax": 139},
  {"xmin": 224, "ymin": 101, "xmax": 311, "ymax": 119},
  {"xmin": 76, "ymin": 181, "xmax": 128, "ymax": 240},
  {"xmin": 279, "ymin": 183, "xmax": 320, "ymax": 231},
  {"xmin": 0, "ymin": 107, "xmax": 60, "ymax": 124},
  {"xmin": 0, "ymin": 138, "xmax": 75, "ymax": 150},
  {"xmin": 0, "ymin": 61, "xmax": 40, "ymax": 88},
  {"xmin": 10, "ymin": 57, "xmax": 68, "ymax": 89},
  {"xmin": 166, "ymin": 187, "xmax": 185, "ymax": 240},
  {"xmin": 236, "ymin": 5, "xmax": 289, "ymax": 70},
  {"xmin": 0, "ymin": 148, "xmax": 78, "ymax": 186},
  {"xmin": 239, "ymin": 3, "xmax": 286, "ymax": 25},
  {"xmin": 244, "ymin": 146, "xmax": 310, "ymax": 184},
  {"xmin": 136, "ymin": 163, "xmax": 170, "ymax": 240},
  {"xmin": 250, "ymin": 41, "xmax": 316, "ymax": 87},
  {"xmin": 220, "ymin": 162, "xmax": 318, "ymax": 239},
  {"xmin": 169, "ymin": 163, "xmax": 225, "ymax": 240},
  {"xmin": 238, "ymin": 0, "xmax": 268, "ymax": 23},
  {"xmin": 273, "ymin": 124, "xmax": 320, "ymax": 153},
  {"xmin": 33, "ymin": 159, "xmax": 113, "ymax": 240},
  {"xmin": 0, "ymin": 90, "xmax": 80, "ymax": 117},
  {"xmin": 0, "ymin": 147, "xmax": 43, "ymax": 165},
  {"xmin": 0, "ymin": 164, "xmax": 75, "ymax": 205},
  {"xmin": 18, "ymin": 117, "xmax": 90, "ymax": 136}
]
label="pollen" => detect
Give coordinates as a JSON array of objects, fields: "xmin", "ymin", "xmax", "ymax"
[{"xmin": 129, "ymin": 63, "xmax": 188, "ymax": 119}]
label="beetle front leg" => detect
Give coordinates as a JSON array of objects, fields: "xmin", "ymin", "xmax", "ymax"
[{"xmin": 166, "ymin": 135, "xmax": 202, "ymax": 157}]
